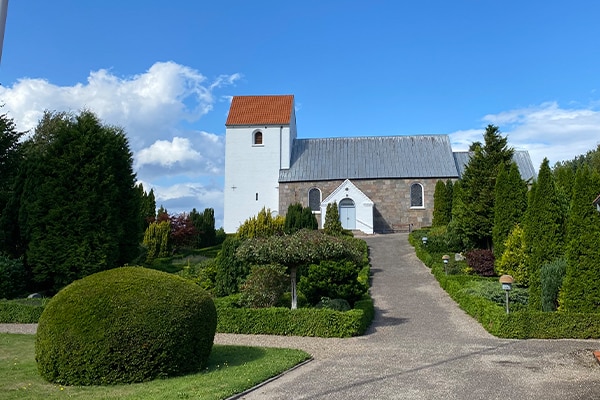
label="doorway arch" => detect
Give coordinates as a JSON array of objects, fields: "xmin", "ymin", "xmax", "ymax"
[{"xmin": 339, "ymin": 198, "xmax": 356, "ymax": 230}]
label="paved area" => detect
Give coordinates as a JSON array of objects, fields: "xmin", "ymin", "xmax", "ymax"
[
  {"xmin": 221, "ymin": 233, "xmax": 600, "ymax": 399},
  {"xmin": 3, "ymin": 233, "xmax": 600, "ymax": 399}
]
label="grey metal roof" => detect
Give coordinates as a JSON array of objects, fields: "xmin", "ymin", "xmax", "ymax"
[
  {"xmin": 279, "ymin": 135, "xmax": 460, "ymax": 182},
  {"xmin": 453, "ymin": 151, "xmax": 537, "ymax": 182}
]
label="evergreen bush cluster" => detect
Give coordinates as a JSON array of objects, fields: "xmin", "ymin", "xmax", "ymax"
[
  {"xmin": 410, "ymin": 230, "xmax": 600, "ymax": 339},
  {"xmin": 35, "ymin": 267, "xmax": 217, "ymax": 385},
  {"xmin": 284, "ymin": 203, "xmax": 318, "ymax": 233},
  {"xmin": 0, "ymin": 255, "xmax": 27, "ymax": 299},
  {"xmin": 299, "ymin": 260, "xmax": 368, "ymax": 306}
]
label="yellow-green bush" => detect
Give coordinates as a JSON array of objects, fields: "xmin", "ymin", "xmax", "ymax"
[{"xmin": 35, "ymin": 267, "xmax": 216, "ymax": 385}]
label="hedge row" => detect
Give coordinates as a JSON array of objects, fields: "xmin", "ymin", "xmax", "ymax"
[
  {"xmin": 410, "ymin": 230, "xmax": 600, "ymax": 339},
  {"xmin": 216, "ymin": 297, "xmax": 374, "ymax": 338},
  {"xmin": 1, "ymin": 296, "xmax": 375, "ymax": 338},
  {"xmin": 0, "ymin": 299, "xmax": 48, "ymax": 323}
]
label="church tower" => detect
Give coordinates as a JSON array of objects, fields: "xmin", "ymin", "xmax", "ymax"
[{"xmin": 223, "ymin": 95, "xmax": 296, "ymax": 233}]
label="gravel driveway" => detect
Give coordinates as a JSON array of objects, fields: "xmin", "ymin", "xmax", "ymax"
[{"xmin": 3, "ymin": 233, "xmax": 600, "ymax": 399}]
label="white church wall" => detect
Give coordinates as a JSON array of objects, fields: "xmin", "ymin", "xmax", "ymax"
[{"xmin": 223, "ymin": 125, "xmax": 285, "ymax": 233}]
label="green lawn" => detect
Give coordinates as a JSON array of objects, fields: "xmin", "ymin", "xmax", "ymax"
[{"xmin": 0, "ymin": 333, "xmax": 310, "ymax": 400}]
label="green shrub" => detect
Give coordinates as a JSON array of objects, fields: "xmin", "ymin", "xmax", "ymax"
[
  {"xmin": 0, "ymin": 255, "xmax": 27, "ymax": 299},
  {"xmin": 214, "ymin": 236, "xmax": 249, "ymax": 296},
  {"xmin": 465, "ymin": 249, "xmax": 495, "ymax": 277},
  {"xmin": 495, "ymin": 224, "xmax": 528, "ymax": 286},
  {"xmin": 35, "ymin": 267, "xmax": 217, "ymax": 385},
  {"xmin": 239, "ymin": 264, "xmax": 289, "ymax": 308},
  {"xmin": 541, "ymin": 258, "xmax": 566, "ymax": 312},
  {"xmin": 324, "ymin": 202, "xmax": 343, "ymax": 236},
  {"xmin": 461, "ymin": 280, "xmax": 528, "ymax": 308},
  {"xmin": 315, "ymin": 297, "xmax": 351, "ymax": 311},
  {"xmin": 298, "ymin": 260, "xmax": 368, "ymax": 306},
  {"xmin": 142, "ymin": 220, "xmax": 171, "ymax": 261},
  {"xmin": 0, "ymin": 298, "xmax": 48, "ymax": 323},
  {"xmin": 276, "ymin": 291, "xmax": 308, "ymax": 308},
  {"xmin": 177, "ymin": 258, "xmax": 218, "ymax": 293},
  {"xmin": 236, "ymin": 207, "xmax": 285, "ymax": 239}
]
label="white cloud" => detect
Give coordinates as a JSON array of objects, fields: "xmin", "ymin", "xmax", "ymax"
[
  {"xmin": 450, "ymin": 102, "xmax": 600, "ymax": 170},
  {"xmin": 0, "ymin": 61, "xmax": 240, "ymax": 149}
]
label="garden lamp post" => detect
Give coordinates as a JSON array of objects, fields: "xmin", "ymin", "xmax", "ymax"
[
  {"xmin": 422, "ymin": 236, "xmax": 428, "ymax": 246},
  {"xmin": 499, "ymin": 275, "xmax": 514, "ymax": 314},
  {"xmin": 442, "ymin": 254, "xmax": 450, "ymax": 275}
]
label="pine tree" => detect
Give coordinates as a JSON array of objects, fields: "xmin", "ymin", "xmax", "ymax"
[
  {"xmin": 492, "ymin": 162, "xmax": 528, "ymax": 261},
  {"xmin": 452, "ymin": 125, "xmax": 514, "ymax": 249},
  {"xmin": 524, "ymin": 158, "xmax": 566, "ymax": 310},
  {"xmin": 558, "ymin": 167, "xmax": 600, "ymax": 312}
]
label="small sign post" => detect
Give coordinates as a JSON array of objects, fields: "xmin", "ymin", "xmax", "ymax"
[{"xmin": 499, "ymin": 275, "xmax": 514, "ymax": 314}]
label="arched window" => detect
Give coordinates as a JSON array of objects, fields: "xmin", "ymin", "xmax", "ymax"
[
  {"xmin": 308, "ymin": 188, "xmax": 321, "ymax": 212},
  {"xmin": 253, "ymin": 131, "xmax": 263, "ymax": 145},
  {"xmin": 410, "ymin": 183, "xmax": 424, "ymax": 208}
]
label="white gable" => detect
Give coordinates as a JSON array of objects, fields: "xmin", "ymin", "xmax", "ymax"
[{"xmin": 321, "ymin": 179, "xmax": 374, "ymax": 234}]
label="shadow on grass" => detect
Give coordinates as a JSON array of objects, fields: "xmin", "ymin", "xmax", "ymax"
[{"xmin": 207, "ymin": 345, "xmax": 268, "ymax": 370}]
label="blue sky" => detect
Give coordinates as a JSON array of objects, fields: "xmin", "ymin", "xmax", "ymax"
[{"xmin": 1, "ymin": 1, "xmax": 600, "ymax": 228}]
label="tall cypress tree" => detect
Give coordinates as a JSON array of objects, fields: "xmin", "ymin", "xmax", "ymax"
[
  {"xmin": 444, "ymin": 179, "xmax": 454, "ymax": 223},
  {"xmin": 524, "ymin": 158, "xmax": 565, "ymax": 310},
  {"xmin": 492, "ymin": 162, "xmax": 528, "ymax": 261},
  {"xmin": 14, "ymin": 111, "xmax": 141, "ymax": 293},
  {"xmin": 558, "ymin": 167, "xmax": 600, "ymax": 312},
  {"xmin": 432, "ymin": 180, "xmax": 449, "ymax": 227}
]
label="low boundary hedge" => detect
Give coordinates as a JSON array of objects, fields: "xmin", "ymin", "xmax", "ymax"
[
  {"xmin": 1, "ymin": 297, "xmax": 374, "ymax": 338},
  {"xmin": 410, "ymin": 230, "xmax": 600, "ymax": 339},
  {"xmin": 0, "ymin": 299, "xmax": 48, "ymax": 323},
  {"xmin": 216, "ymin": 297, "xmax": 374, "ymax": 338}
]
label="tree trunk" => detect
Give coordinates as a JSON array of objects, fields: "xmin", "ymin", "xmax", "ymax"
[{"xmin": 290, "ymin": 267, "xmax": 297, "ymax": 309}]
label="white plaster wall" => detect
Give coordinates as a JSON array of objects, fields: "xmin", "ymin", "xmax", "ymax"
[{"xmin": 224, "ymin": 125, "xmax": 287, "ymax": 233}]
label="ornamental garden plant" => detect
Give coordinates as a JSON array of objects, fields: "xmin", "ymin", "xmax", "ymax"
[{"xmin": 35, "ymin": 267, "xmax": 217, "ymax": 385}]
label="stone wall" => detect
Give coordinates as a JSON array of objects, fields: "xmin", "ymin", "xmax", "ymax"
[{"xmin": 279, "ymin": 178, "xmax": 450, "ymax": 232}]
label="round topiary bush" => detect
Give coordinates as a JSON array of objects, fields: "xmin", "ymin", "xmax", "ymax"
[{"xmin": 35, "ymin": 266, "xmax": 217, "ymax": 385}]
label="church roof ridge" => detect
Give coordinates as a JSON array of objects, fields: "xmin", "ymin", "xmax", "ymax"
[
  {"xmin": 226, "ymin": 95, "xmax": 294, "ymax": 126},
  {"xmin": 279, "ymin": 134, "xmax": 459, "ymax": 182}
]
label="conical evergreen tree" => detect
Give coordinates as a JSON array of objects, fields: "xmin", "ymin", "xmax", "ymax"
[
  {"xmin": 524, "ymin": 158, "xmax": 565, "ymax": 310},
  {"xmin": 432, "ymin": 180, "xmax": 449, "ymax": 227},
  {"xmin": 492, "ymin": 162, "xmax": 528, "ymax": 261},
  {"xmin": 558, "ymin": 167, "xmax": 600, "ymax": 312}
]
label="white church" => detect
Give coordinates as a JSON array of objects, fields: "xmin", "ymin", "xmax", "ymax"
[{"xmin": 223, "ymin": 95, "xmax": 535, "ymax": 235}]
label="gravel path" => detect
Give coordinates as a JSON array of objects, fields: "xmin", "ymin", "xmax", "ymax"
[{"xmin": 2, "ymin": 233, "xmax": 600, "ymax": 399}]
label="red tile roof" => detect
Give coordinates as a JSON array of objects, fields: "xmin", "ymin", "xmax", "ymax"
[{"xmin": 226, "ymin": 95, "xmax": 294, "ymax": 126}]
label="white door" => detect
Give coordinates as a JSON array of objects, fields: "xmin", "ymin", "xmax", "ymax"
[{"xmin": 339, "ymin": 198, "xmax": 356, "ymax": 230}]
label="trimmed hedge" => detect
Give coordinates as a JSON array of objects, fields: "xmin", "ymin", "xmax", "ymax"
[
  {"xmin": 410, "ymin": 230, "xmax": 600, "ymax": 339},
  {"xmin": 35, "ymin": 267, "xmax": 217, "ymax": 385},
  {"xmin": 216, "ymin": 297, "xmax": 374, "ymax": 338},
  {"xmin": 0, "ymin": 298, "xmax": 48, "ymax": 323}
]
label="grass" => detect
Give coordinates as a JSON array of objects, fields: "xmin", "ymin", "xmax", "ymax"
[{"xmin": 0, "ymin": 333, "xmax": 310, "ymax": 400}]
